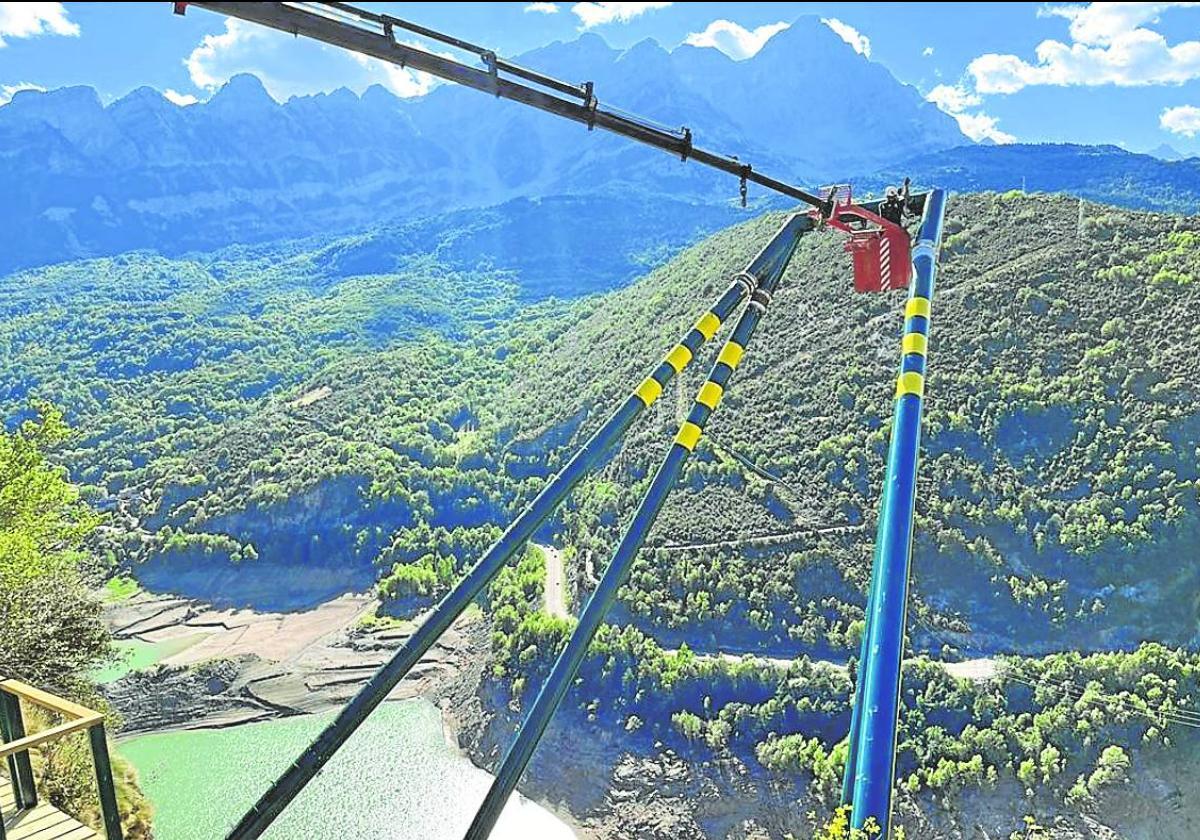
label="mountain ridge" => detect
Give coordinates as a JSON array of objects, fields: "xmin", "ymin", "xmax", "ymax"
[{"xmin": 2, "ymin": 22, "xmax": 963, "ymax": 275}]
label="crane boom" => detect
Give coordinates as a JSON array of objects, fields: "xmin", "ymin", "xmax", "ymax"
[{"xmin": 176, "ymin": 1, "xmax": 834, "ymax": 213}]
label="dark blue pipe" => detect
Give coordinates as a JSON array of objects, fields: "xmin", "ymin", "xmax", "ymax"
[
  {"xmin": 462, "ymin": 216, "xmax": 808, "ymax": 840},
  {"xmin": 848, "ymin": 189, "xmax": 946, "ymax": 836},
  {"xmin": 223, "ymin": 214, "xmax": 807, "ymax": 840}
]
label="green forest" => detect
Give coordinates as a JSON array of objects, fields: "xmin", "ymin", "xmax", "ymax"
[{"xmin": 4, "ymin": 191, "xmax": 1200, "ymax": 836}]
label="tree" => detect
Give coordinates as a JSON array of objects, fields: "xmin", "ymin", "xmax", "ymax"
[
  {"xmin": 0, "ymin": 404, "xmax": 151, "ymax": 839},
  {"xmin": 0, "ymin": 404, "xmax": 111, "ymax": 688},
  {"xmin": 1086, "ymin": 745, "xmax": 1131, "ymax": 795}
]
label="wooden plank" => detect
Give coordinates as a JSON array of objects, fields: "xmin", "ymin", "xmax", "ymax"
[
  {"xmin": 9, "ymin": 809, "xmax": 71, "ymax": 838},
  {"xmin": 8, "ymin": 809, "xmax": 97, "ymax": 840},
  {"xmin": 0, "ymin": 718, "xmax": 100, "ymax": 762},
  {"xmin": 1, "ymin": 774, "xmax": 98, "ymax": 840},
  {"xmin": 47, "ymin": 829, "xmax": 98, "ymax": 840},
  {"xmin": 0, "ymin": 683, "xmax": 98, "ymax": 724},
  {"xmin": 9, "ymin": 803, "xmax": 69, "ymax": 828}
]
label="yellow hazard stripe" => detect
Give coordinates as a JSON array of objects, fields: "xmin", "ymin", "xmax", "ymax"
[
  {"xmin": 665, "ymin": 344, "xmax": 693, "ymax": 373},
  {"xmin": 695, "ymin": 312, "xmax": 721, "ymax": 341},
  {"xmin": 717, "ymin": 342, "xmax": 744, "ymax": 370},
  {"xmin": 896, "ymin": 372, "xmax": 925, "ymax": 398},
  {"xmin": 905, "ymin": 297, "xmax": 931, "ymax": 321},
  {"xmin": 675, "ymin": 421, "xmax": 703, "ymax": 451},
  {"xmin": 696, "ymin": 381, "xmax": 723, "ymax": 410},
  {"xmin": 902, "ymin": 332, "xmax": 928, "ymax": 357},
  {"xmin": 635, "ymin": 377, "xmax": 663, "ymax": 407}
]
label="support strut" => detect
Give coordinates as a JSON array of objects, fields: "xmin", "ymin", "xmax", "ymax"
[
  {"xmin": 463, "ymin": 214, "xmax": 808, "ymax": 840},
  {"xmin": 223, "ymin": 218, "xmax": 808, "ymax": 840},
  {"xmin": 842, "ymin": 189, "xmax": 947, "ymax": 837}
]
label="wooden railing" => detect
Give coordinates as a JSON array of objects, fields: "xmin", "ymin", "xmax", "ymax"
[{"xmin": 0, "ymin": 679, "xmax": 122, "ymax": 840}]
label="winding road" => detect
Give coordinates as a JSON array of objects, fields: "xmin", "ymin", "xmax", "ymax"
[
  {"xmin": 537, "ymin": 543, "xmax": 570, "ymax": 619},
  {"xmin": 532, "ymin": 544, "xmax": 995, "ymax": 682}
]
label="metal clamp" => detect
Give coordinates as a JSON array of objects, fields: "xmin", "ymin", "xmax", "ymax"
[
  {"xmin": 739, "ymin": 164, "xmax": 751, "ymax": 208},
  {"xmin": 731, "ymin": 270, "xmax": 758, "ymax": 295},
  {"xmin": 483, "ymin": 51, "xmax": 499, "ymax": 96},
  {"xmin": 679, "ymin": 127, "xmax": 692, "ymax": 162},
  {"xmin": 583, "ymin": 81, "xmax": 597, "ymax": 130}
]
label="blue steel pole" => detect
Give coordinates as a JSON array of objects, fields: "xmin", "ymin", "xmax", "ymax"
[
  {"xmin": 849, "ymin": 189, "xmax": 946, "ymax": 836},
  {"xmin": 462, "ymin": 216, "xmax": 809, "ymax": 840},
  {"xmin": 224, "ymin": 216, "xmax": 806, "ymax": 840},
  {"xmin": 840, "ymin": 467, "xmax": 892, "ymax": 806}
]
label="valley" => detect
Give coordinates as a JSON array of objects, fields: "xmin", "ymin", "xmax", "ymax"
[
  {"xmin": 4, "ymin": 0, "xmax": 1200, "ymax": 833},
  {"xmin": 4, "ymin": 189, "xmax": 1194, "ymax": 838}
]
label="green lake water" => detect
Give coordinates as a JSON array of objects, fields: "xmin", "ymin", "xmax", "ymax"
[
  {"xmin": 92, "ymin": 636, "xmax": 206, "ymax": 684},
  {"xmin": 121, "ymin": 700, "xmax": 577, "ymax": 840}
]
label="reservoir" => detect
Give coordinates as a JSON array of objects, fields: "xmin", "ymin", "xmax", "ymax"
[{"xmin": 121, "ymin": 699, "xmax": 577, "ymax": 840}]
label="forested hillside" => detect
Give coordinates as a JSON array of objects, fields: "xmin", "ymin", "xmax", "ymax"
[
  {"xmin": 504, "ymin": 192, "xmax": 1200, "ymax": 660},
  {"xmin": 5, "ymin": 191, "xmax": 1200, "ymax": 836},
  {"xmin": 0, "ymin": 195, "xmax": 729, "ymax": 609},
  {"xmin": 481, "ymin": 192, "xmax": 1200, "ymax": 836}
]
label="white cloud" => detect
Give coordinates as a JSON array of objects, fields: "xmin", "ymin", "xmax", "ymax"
[
  {"xmin": 186, "ymin": 17, "xmax": 258, "ymax": 91},
  {"xmin": 571, "ymin": 2, "xmax": 671, "ymax": 29},
  {"xmin": 163, "ymin": 88, "xmax": 199, "ymax": 107},
  {"xmin": 968, "ymin": 2, "xmax": 1200, "ymax": 94},
  {"xmin": 925, "ymin": 83, "xmax": 1014, "ymax": 144},
  {"xmin": 524, "ymin": 2, "xmax": 560, "ymax": 13},
  {"xmin": 923, "ymin": 46, "xmax": 935, "ymax": 57},
  {"xmin": 0, "ymin": 2, "xmax": 78, "ymax": 47},
  {"xmin": 351, "ymin": 51, "xmax": 443, "ymax": 98},
  {"xmin": 684, "ymin": 19, "xmax": 789, "ymax": 60},
  {"xmin": 821, "ymin": 17, "xmax": 871, "ymax": 58},
  {"xmin": 1043, "ymin": 2, "xmax": 1198, "ymax": 46},
  {"xmin": 1161, "ymin": 104, "xmax": 1200, "ymax": 135},
  {"xmin": 0, "ymin": 81, "xmax": 44, "ymax": 105},
  {"xmin": 926, "ymin": 83, "xmax": 981, "ymax": 112},
  {"xmin": 951, "ymin": 111, "xmax": 1016, "ymax": 144}
]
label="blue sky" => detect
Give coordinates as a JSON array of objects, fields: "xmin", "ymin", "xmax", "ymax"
[{"xmin": 5, "ymin": 2, "xmax": 1200, "ymax": 153}]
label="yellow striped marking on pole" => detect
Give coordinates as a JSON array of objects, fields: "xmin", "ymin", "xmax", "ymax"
[
  {"xmin": 665, "ymin": 344, "xmax": 693, "ymax": 373},
  {"xmin": 635, "ymin": 377, "xmax": 663, "ymax": 407},
  {"xmin": 716, "ymin": 342, "xmax": 744, "ymax": 370},
  {"xmin": 696, "ymin": 382, "xmax": 723, "ymax": 410},
  {"xmin": 695, "ymin": 312, "xmax": 721, "ymax": 341},
  {"xmin": 905, "ymin": 297, "xmax": 931, "ymax": 321},
  {"xmin": 675, "ymin": 421, "xmax": 703, "ymax": 451},
  {"xmin": 896, "ymin": 371, "xmax": 925, "ymax": 398},
  {"xmin": 901, "ymin": 332, "xmax": 928, "ymax": 357}
]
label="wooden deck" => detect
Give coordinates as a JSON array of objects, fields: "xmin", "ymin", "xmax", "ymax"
[{"xmin": 1, "ymin": 777, "xmax": 98, "ymax": 840}]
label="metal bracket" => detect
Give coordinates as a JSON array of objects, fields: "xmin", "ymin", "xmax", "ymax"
[
  {"xmin": 483, "ymin": 51, "xmax": 499, "ymax": 96},
  {"xmin": 821, "ymin": 185, "xmax": 840, "ymax": 221},
  {"xmin": 679, "ymin": 127, "xmax": 692, "ymax": 162},
  {"xmin": 583, "ymin": 81, "xmax": 597, "ymax": 130}
]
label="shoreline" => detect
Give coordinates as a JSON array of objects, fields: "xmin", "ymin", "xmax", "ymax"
[{"xmin": 102, "ymin": 586, "xmax": 587, "ymax": 838}]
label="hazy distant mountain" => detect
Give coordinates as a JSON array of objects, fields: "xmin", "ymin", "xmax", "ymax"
[
  {"xmin": 863, "ymin": 142, "xmax": 1200, "ymax": 213},
  {"xmin": 1146, "ymin": 142, "xmax": 1186, "ymax": 161},
  {"xmin": 1, "ymin": 19, "xmax": 964, "ymax": 274}
]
